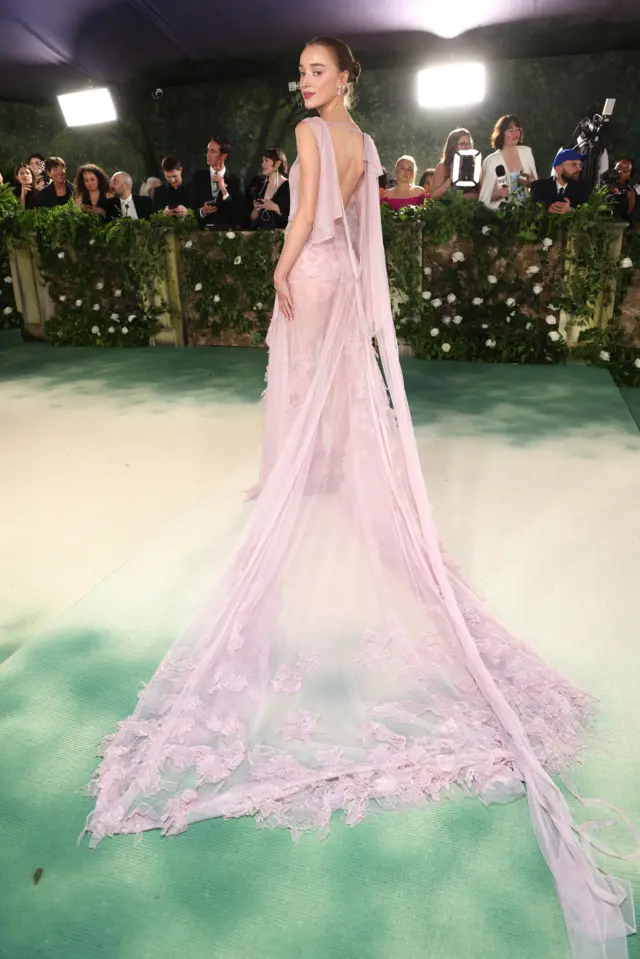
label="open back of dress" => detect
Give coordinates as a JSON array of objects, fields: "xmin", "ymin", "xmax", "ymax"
[{"xmin": 85, "ymin": 118, "xmax": 635, "ymax": 959}]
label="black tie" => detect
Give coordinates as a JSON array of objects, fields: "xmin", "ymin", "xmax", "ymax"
[
  {"xmin": 557, "ymin": 186, "xmax": 565, "ymax": 200},
  {"xmin": 123, "ymin": 201, "xmax": 130, "ymax": 217}
]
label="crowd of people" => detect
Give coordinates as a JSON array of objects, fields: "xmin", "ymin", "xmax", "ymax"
[
  {"xmin": 378, "ymin": 114, "xmax": 639, "ymax": 226},
  {"xmin": 1, "ymin": 117, "xmax": 638, "ymax": 230}
]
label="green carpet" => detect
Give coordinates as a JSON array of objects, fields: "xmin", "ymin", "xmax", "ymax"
[{"xmin": 0, "ymin": 344, "xmax": 638, "ymax": 959}]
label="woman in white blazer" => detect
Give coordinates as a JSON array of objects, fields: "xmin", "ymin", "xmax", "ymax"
[{"xmin": 479, "ymin": 114, "xmax": 538, "ymax": 210}]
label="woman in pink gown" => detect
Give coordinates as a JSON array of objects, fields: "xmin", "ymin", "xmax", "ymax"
[{"xmin": 84, "ymin": 37, "xmax": 636, "ymax": 959}]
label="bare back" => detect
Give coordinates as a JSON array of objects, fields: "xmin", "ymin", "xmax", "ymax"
[{"xmin": 325, "ymin": 121, "xmax": 365, "ymax": 208}]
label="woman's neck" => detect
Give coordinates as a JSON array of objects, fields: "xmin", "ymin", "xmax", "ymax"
[
  {"xmin": 317, "ymin": 101, "xmax": 352, "ymax": 123},
  {"xmin": 394, "ymin": 183, "xmax": 415, "ymax": 198}
]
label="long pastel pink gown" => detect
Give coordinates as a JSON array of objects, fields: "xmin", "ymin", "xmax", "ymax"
[{"xmin": 84, "ymin": 118, "xmax": 635, "ymax": 959}]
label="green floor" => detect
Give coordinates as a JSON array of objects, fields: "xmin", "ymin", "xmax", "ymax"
[{"xmin": 0, "ymin": 344, "xmax": 639, "ymax": 959}]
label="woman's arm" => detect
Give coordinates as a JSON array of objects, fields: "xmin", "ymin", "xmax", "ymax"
[
  {"xmin": 430, "ymin": 162, "xmax": 451, "ymax": 199},
  {"xmin": 273, "ymin": 122, "xmax": 320, "ymax": 319}
]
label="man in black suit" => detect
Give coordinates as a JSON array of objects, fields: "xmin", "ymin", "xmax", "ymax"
[
  {"xmin": 106, "ymin": 171, "xmax": 152, "ymax": 220},
  {"xmin": 192, "ymin": 136, "xmax": 242, "ymax": 229},
  {"xmin": 152, "ymin": 156, "xmax": 194, "ymax": 217},
  {"xmin": 530, "ymin": 148, "xmax": 592, "ymax": 214}
]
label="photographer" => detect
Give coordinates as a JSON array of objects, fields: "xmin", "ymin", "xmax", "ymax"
[{"xmin": 603, "ymin": 158, "xmax": 636, "ymax": 227}]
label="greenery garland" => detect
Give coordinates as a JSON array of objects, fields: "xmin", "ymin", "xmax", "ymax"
[{"xmin": 0, "ymin": 185, "xmax": 638, "ymax": 386}]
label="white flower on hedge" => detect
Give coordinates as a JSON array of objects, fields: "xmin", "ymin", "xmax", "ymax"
[
  {"xmin": 226, "ymin": 231, "xmax": 236, "ymax": 239},
  {"xmin": 481, "ymin": 225, "xmax": 491, "ymax": 235},
  {"xmin": 89, "ymin": 239, "xmax": 95, "ymax": 246},
  {"xmin": 533, "ymin": 284, "xmax": 543, "ymax": 294},
  {"xmin": 128, "ymin": 314, "xmax": 136, "ymax": 322},
  {"xmin": 443, "ymin": 317, "xmax": 451, "ymax": 325},
  {"xmin": 213, "ymin": 294, "xmax": 221, "ymax": 303},
  {"xmin": 481, "ymin": 323, "xmax": 489, "ymax": 329},
  {"xmin": 542, "ymin": 237, "xmax": 553, "ymax": 249},
  {"xmin": 487, "ymin": 274, "xmax": 498, "ymax": 284},
  {"xmin": 91, "ymin": 325, "xmax": 100, "ymax": 335},
  {"xmin": 59, "ymin": 295, "xmax": 66, "ymax": 302},
  {"xmin": 430, "ymin": 327, "xmax": 440, "ymax": 337},
  {"xmin": 634, "ymin": 358, "xmax": 640, "ymax": 369},
  {"xmin": 526, "ymin": 265, "xmax": 540, "ymax": 274},
  {"xmin": 548, "ymin": 303, "xmax": 558, "ymax": 311},
  {"xmin": 423, "ymin": 266, "xmax": 432, "ymax": 275},
  {"xmin": 442, "ymin": 343, "xmax": 452, "ymax": 352},
  {"xmin": 122, "ymin": 326, "xmax": 129, "ymax": 334},
  {"xmin": 108, "ymin": 326, "xmax": 115, "ymax": 333},
  {"xmin": 431, "ymin": 298, "xmax": 442, "ymax": 308},
  {"xmin": 506, "ymin": 297, "xmax": 515, "ymax": 306},
  {"xmin": 452, "ymin": 251, "xmax": 465, "ymax": 263},
  {"xmin": 194, "ymin": 282, "xmax": 203, "ymax": 291},
  {"xmin": 114, "ymin": 289, "xmax": 122, "ymax": 297},
  {"xmin": 3, "ymin": 275, "xmax": 12, "ymax": 284},
  {"xmin": 92, "ymin": 304, "xmax": 100, "ymax": 312},
  {"xmin": 3, "ymin": 306, "xmax": 12, "ymax": 315},
  {"xmin": 421, "ymin": 291, "xmax": 431, "ymax": 300},
  {"xmin": 95, "ymin": 281, "xmax": 104, "ymax": 290},
  {"xmin": 526, "ymin": 322, "xmax": 532, "ymax": 330},
  {"xmin": 57, "ymin": 251, "xmax": 65, "ymax": 259},
  {"xmin": 485, "ymin": 339, "xmax": 496, "ymax": 348},
  {"xmin": 549, "ymin": 330, "xmax": 562, "ymax": 342},
  {"xmin": 184, "ymin": 240, "xmax": 193, "ymax": 249},
  {"xmin": 446, "ymin": 293, "xmax": 456, "ymax": 304},
  {"xmin": 472, "ymin": 297, "xmax": 483, "ymax": 305},
  {"xmin": 621, "ymin": 257, "xmax": 633, "ymax": 269},
  {"xmin": 75, "ymin": 299, "xmax": 83, "ymax": 307},
  {"xmin": 509, "ymin": 310, "xmax": 516, "ymax": 317},
  {"xmin": 599, "ymin": 350, "xmax": 610, "ymax": 361},
  {"xmin": 110, "ymin": 312, "xmax": 119, "ymax": 320},
  {"xmin": 255, "ymin": 302, "xmax": 263, "ymax": 310},
  {"xmin": 234, "ymin": 256, "xmax": 242, "ymax": 265},
  {"xmin": 453, "ymin": 315, "xmax": 462, "ymax": 325},
  {"xmin": 545, "ymin": 315, "xmax": 557, "ymax": 325}
]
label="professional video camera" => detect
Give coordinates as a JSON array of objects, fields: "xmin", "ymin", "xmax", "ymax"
[{"xmin": 569, "ymin": 99, "xmax": 615, "ymax": 188}]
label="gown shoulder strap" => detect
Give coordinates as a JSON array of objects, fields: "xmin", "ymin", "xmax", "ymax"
[{"xmin": 301, "ymin": 117, "xmax": 347, "ymax": 245}]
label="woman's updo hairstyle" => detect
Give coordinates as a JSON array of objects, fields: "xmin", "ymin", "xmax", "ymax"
[{"xmin": 306, "ymin": 36, "xmax": 362, "ymax": 105}]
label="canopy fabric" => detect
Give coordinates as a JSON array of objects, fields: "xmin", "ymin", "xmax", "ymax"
[{"xmin": 1, "ymin": 0, "xmax": 640, "ymax": 102}]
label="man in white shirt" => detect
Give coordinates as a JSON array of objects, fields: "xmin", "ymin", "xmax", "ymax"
[
  {"xmin": 192, "ymin": 137, "xmax": 242, "ymax": 229},
  {"xmin": 107, "ymin": 172, "xmax": 152, "ymax": 220}
]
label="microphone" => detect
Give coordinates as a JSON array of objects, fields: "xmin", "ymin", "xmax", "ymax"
[
  {"xmin": 495, "ymin": 164, "xmax": 508, "ymax": 190},
  {"xmin": 288, "ymin": 81, "xmax": 300, "ymax": 92}
]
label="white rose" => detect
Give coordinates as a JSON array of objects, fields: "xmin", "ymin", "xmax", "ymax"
[
  {"xmin": 526, "ymin": 265, "xmax": 540, "ymax": 274},
  {"xmin": 194, "ymin": 282, "xmax": 203, "ymax": 291},
  {"xmin": 75, "ymin": 299, "xmax": 83, "ymax": 306},
  {"xmin": 95, "ymin": 281, "xmax": 104, "ymax": 290},
  {"xmin": 485, "ymin": 339, "xmax": 496, "ymax": 348},
  {"xmin": 620, "ymin": 257, "xmax": 633, "ymax": 269},
  {"xmin": 452, "ymin": 251, "xmax": 465, "ymax": 263},
  {"xmin": 446, "ymin": 293, "xmax": 456, "ymax": 304},
  {"xmin": 110, "ymin": 313, "xmax": 119, "ymax": 320},
  {"xmin": 548, "ymin": 331, "xmax": 561, "ymax": 342},
  {"xmin": 213, "ymin": 294, "xmax": 221, "ymax": 303},
  {"xmin": 234, "ymin": 256, "xmax": 242, "ymax": 265},
  {"xmin": 57, "ymin": 251, "xmax": 65, "ymax": 259},
  {"xmin": 255, "ymin": 302, "xmax": 263, "ymax": 310},
  {"xmin": 108, "ymin": 326, "xmax": 115, "ymax": 333},
  {"xmin": 128, "ymin": 314, "xmax": 136, "ymax": 322},
  {"xmin": 443, "ymin": 317, "xmax": 451, "ymax": 325},
  {"xmin": 545, "ymin": 315, "xmax": 557, "ymax": 325},
  {"xmin": 526, "ymin": 322, "xmax": 532, "ymax": 330},
  {"xmin": 548, "ymin": 303, "xmax": 558, "ymax": 311},
  {"xmin": 599, "ymin": 350, "xmax": 610, "ymax": 361},
  {"xmin": 506, "ymin": 297, "xmax": 515, "ymax": 306},
  {"xmin": 533, "ymin": 284, "xmax": 543, "ymax": 294},
  {"xmin": 423, "ymin": 266, "xmax": 432, "ymax": 276},
  {"xmin": 431, "ymin": 298, "xmax": 442, "ymax": 308},
  {"xmin": 634, "ymin": 358, "xmax": 640, "ymax": 369},
  {"xmin": 59, "ymin": 295, "xmax": 67, "ymax": 302},
  {"xmin": 481, "ymin": 323, "xmax": 489, "ymax": 329},
  {"xmin": 184, "ymin": 240, "xmax": 193, "ymax": 249},
  {"xmin": 487, "ymin": 274, "xmax": 498, "ymax": 284},
  {"xmin": 3, "ymin": 306, "xmax": 12, "ymax": 315},
  {"xmin": 430, "ymin": 328, "xmax": 440, "ymax": 337},
  {"xmin": 542, "ymin": 237, "xmax": 553, "ymax": 249},
  {"xmin": 122, "ymin": 326, "xmax": 129, "ymax": 334},
  {"xmin": 91, "ymin": 325, "xmax": 100, "ymax": 334},
  {"xmin": 442, "ymin": 343, "xmax": 451, "ymax": 352},
  {"xmin": 481, "ymin": 225, "xmax": 491, "ymax": 235},
  {"xmin": 226, "ymin": 231, "xmax": 236, "ymax": 239},
  {"xmin": 472, "ymin": 297, "xmax": 483, "ymax": 305},
  {"xmin": 3, "ymin": 275, "xmax": 12, "ymax": 284},
  {"xmin": 453, "ymin": 315, "xmax": 462, "ymax": 325},
  {"xmin": 89, "ymin": 239, "xmax": 95, "ymax": 246},
  {"xmin": 421, "ymin": 291, "xmax": 431, "ymax": 300},
  {"xmin": 114, "ymin": 289, "xmax": 122, "ymax": 297},
  {"xmin": 92, "ymin": 304, "xmax": 100, "ymax": 312}
]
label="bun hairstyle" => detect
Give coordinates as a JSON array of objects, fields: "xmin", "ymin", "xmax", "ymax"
[{"xmin": 306, "ymin": 36, "xmax": 362, "ymax": 86}]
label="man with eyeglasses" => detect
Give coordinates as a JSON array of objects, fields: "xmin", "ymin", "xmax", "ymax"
[{"xmin": 152, "ymin": 156, "xmax": 194, "ymax": 217}]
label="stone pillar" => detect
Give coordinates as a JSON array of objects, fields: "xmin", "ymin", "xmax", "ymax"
[{"xmin": 150, "ymin": 229, "xmax": 184, "ymax": 347}]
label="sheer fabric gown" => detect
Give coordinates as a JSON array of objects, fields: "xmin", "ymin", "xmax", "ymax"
[{"xmin": 85, "ymin": 118, "xmax": 635, "ymax": 959}]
